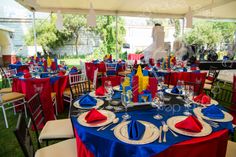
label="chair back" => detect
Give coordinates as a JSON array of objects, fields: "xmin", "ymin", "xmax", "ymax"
[
  {"xmin": 69, "ymin": 73, "xmax": 91, "ymax": 100},
  {"xmin": 207, "ymin": 66, "xmax": 220, "ymax": 82},
  {"xmin": 105, "ymin": 63, "xmax": 117, "ymax": 76},
  {"xmin": 93, "ymin": 68, "xmax": 98, "ymax": 89},
  {"xmin": 26, "ymin": 93, "xmax": 46, "ymax": 148},
  {"xmin": 14, "ymin": 113, "xmax": 36, "ymax": 157},
  {"xmin": 2, "ymin": 68, "xmax": 17, "ymax": 88},
  {"xmin": 0, "ymin": 66, "xmax": 9, "ymax": 88}
]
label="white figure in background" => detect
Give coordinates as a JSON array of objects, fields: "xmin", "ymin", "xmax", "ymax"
[
  {"xmin": 173, "ymin": 40, "xmax": 188, "ymax": 61},
  {"xmin": 143, "ymin": 24, "xmax": 167, "ymax": 62}
]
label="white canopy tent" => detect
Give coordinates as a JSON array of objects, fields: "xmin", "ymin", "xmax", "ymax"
[
  {"xmin": 15, "ymin": 0, "xmax": 236, "ymax": 58},
  {"xmin": 16, "ymin": 0, "xmax": 236, "ymax": 19}
]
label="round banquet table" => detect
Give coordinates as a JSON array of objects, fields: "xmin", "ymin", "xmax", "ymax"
[
  {"xmin": 71, "ymin": 96, "xmax": 231, "ymax": 157},
  {"xmin": 12, "ymin": 74, "xmax": 68, "ymax": 120}
]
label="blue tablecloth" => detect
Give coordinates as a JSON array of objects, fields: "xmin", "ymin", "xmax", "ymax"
[
  {"xmin": 72, "ymin": 105, "xmax": 233, "ymax": 157},
  {"xmin": 9, "ymin": 64, "xmax": 23, "ymax": 70}
]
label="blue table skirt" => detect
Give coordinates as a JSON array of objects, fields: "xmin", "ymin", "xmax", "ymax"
[{"xmin": 72, "ymin": 105, "xmax": 232, "ymax": 157}]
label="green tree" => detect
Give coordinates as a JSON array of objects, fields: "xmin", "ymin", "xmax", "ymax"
[
  {"xmin": 63, "ymin": 14, "xmax": 87, "ymax": 56},
  {"xmin": 183, "ymin": 22, "xmax": 223, "ymax": 49},
  {"xmin": 94, "ymin": 16, "xmax": 126, "ymax": 57},
  {"xmin": 25, "ymin": 15, "xmax": 72, "ymax": 52}
]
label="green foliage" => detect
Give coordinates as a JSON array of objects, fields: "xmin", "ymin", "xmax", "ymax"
[
  {"xmin": 183, "ymin": 21, "xmax": 236, "ymax": 49},
  {"xmin": 119, "ymin": 51, "xmax": 127, "ymax": 60},
  {"xmin": 25, "ymin": 15, "xmax": 72, "ymax": 51},
  {"xmin": 94, "ymin": 16, "xmax": 126, "ymax": 57}
]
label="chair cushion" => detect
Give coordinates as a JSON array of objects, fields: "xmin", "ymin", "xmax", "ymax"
[
  {"xmin": 51, "ymin": 92, "xmax": 56, "ymax": 99},
  {"xmin": 205, "ymin": 79, "xmax": 213, "ymax": 84},
  {"xmin": 226, "ymin": 140, "xmax": 236, "ymax": 157},
  {"xmin": 0, "ymin": 87, "xmax": 12, "ymax": 94},
  {"xmin": 63, "ymin": 88, "xmax": 71, "ymax": 96},
  {"xmin": 203, "ymin": 83, "xmax": 212, "ymax": 90},
  {"xmin": 39, "ymin": 119, "xmax": 74, "ymax": 142},
  {"xmin": 2, "ymin": 92, "xmax": 25, "ymax": 103},
  {"xmin": 35, "ymin": 138, "xmax": 77, "ymax": 157}
]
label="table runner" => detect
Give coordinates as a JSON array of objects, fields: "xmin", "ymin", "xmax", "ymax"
[{"xmin": 72, "ymin": 106, "xmax": 232, "ymax": 157}]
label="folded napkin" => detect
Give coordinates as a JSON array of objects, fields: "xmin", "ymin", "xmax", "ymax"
[
  {"xmin": 16, "ymin": 72, "xmax": 24, "ymax": 77},
  {"xmin": 183, "ymin": 67, "xmax": 187, "ymax": 72},
  {"xmin": 128, "ymin": 120, "xmax": 146, "ymax": 140},
  {"xmin": 144, "ymin": 66, "xmax": 151, "ymax": 70},
  {"xmin": 78, "ymin": 94, "xmax": 97, "ymax": 107},
  {"xmin": 24, "ymin": 73, "xmax": 32, "ymax": 79},
  {"xmin": 16, "ymin": 61, "xmax": 22, "ymax": 65},
  {"xmin": 95, "ymin": 86, "xmax": 107, "ymax": 96},
  {"xmin": 119, "ymin": 85, "xmax": 123, "ymax": 90},
  {"xmin": 171, "ymin": 86, "xmax": 182, "ymax": 94},
  {"xmin": 175, "ymin": 116, "xmax": 203, "ymax": 133},
  {"xmin": 193, "ymin": 93, "xmax": 211, "ymax": 104},
  {"xmin": 112, "ymin": 91, "xmax": 121, "ymax": 99},
  {"xmin": 190, "ymin": 67, "xmax": 197, "ymax": 70},
  {"xmin": 58, "ymin": 71, "xmax": 65, "ymax": 76},
  {"xmin": 85, "ymin": 109, "xmax": 107, "ymax": 123},
  {"xmin": 202, "ymin": 105, "xmax": 224, "ymax": 119}
]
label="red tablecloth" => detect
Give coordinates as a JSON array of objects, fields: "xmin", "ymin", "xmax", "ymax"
[
  {"xmin": 12, "ymin": 78, "xmax": 55, "ymax": 122},
  {"xmin": 128, "ymin": 54, "xmax": 144, "ymax": 60},
  {"xmin": 164, "ymin": 72, "xmax": 207, "ymax": 93},
  {"xmin": 75, "ymin": 129, "xmax": 228, "ymax": 157},
  {"xmin": 12, "ymin": 76, "xmax": 68, "ymax": 119},
  {"xmin": 85, "ymin": 62, "xmax": 125, "ymax": 81}
]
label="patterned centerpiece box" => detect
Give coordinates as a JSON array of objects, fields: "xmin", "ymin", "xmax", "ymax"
[{"xmin": 121, "ymin": 65, "xmax": 157, "ymax": 103}]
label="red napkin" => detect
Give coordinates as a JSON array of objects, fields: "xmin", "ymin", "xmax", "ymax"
[
  {"xmin": 24, "ymin": 73, "xmax": 32, "ymax": 78},
  {"xmin": 144, "ymin": 66, "xmax": 151, "ymax": 70},
  {"xmin": 58, "ymin": 71, "xmax": 65, "ymax": 76},
  {"xmin": 190, "ymin": 67, "xmax": 197, "ymax": 70},
  {"xmin": 193, "ymin": 93, "xmax": 211, "ymax": 104},
  {"xmin": 175, "ymin": 116, "xmax": 203, "ymax": 132},
  {"xmin": 95, "ymin": 86, "xmax": 106, "ymax": 96},
  {"xmin": 85, "ymin": 108, "xmax": 107, "ymax": 123}
]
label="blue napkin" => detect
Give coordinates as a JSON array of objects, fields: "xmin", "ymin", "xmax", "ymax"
[
  {"xmin": 112, "ymin": 91, "xmax": 121, "ymax": 99},
  {"xmin": 202, "ymin": 105, "xmax": 224, "ymax": 119},
  {"xmin": 183, "ymin": 67, "xmax": 187, "ymax": 72},
  {"xmin": 16, "ymin": 61, "xmax": 22, "ymax": 65},
  {"xmin": 69, "ymin": 68, "xmax": 78, "ymax": 74},
  {"xmin": 16, "ymin": 72, "xmax": 24, "ymax": 77},
  {"xmin": 171, "ymin": 86, "xmax": 182, "ymax": 94},
  {"xmin": 119, "ymin": 85, "xmax": 123, "ymax": 90},
  {"xmin": 128, "ymin": 120, "xmax": 146, "ymax": 140},
  {"xmin": 78, "ymin": 94, "xmax": 97, "ymax": 107},
  {"xmin": 40, "ymin": 73, "xmax": 49, "ymax": 78}
]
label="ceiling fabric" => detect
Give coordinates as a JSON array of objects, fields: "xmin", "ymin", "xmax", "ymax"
[{"xmin": 16, "ymin": 0, "xmax": 236, "ymax": 19}]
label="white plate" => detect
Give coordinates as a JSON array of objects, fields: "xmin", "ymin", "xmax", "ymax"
[
  {"xmin": 167, "ymin": 116, "xmax": 212, "ymax": 137},
  {"xmin": 89, "ymin": 91, "xmax": 107, "ymax": 98},
  {"xmin": 193, "ymin": 107, "xmax": 233, "ymax": 122},
  {"xmin": 113, "ymin": 85, "xmax": 122, "ymax": 91},
  {"xmin": 73, "ymin": 98, "xmax": 104, "ymax": 109},
  {"xmin": 114, "ymin": 120, "xmax": 159, "ymax": 145},
  {"xmin": 77, "ymin": 110, "xmax": 116, "ymax": 127},
  {"xmin": 165, "ymin": 88, "xmax": 185, "ymax": 96},
  {"xmin": 190, "ymin": 97, "xmax": 218, "ymax": 106}
]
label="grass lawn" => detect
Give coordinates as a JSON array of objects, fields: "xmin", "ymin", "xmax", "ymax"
[
  {"xmin": 0, "ymin": 105, "xmax": 69, "ymax": 157},
  {"xmin": 59, "ymin": 58, "xmax": 84, "ymax": 68}
]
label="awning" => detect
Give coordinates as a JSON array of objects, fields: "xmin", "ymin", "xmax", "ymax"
[{"xmin": 16, "ymin": 0, "xmax": 236, "ymax": 19}]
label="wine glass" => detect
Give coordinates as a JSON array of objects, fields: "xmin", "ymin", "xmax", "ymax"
[
  {"xmin": 104, "ymin": 80, "xmax": 113, "ymax": 110},
  {"xmin": 183, "ymin": 85, "xmax": 192, "ymax": 116},
  {"xmin": 152, "ymin": 92, "xmax": 164, "ymax": 120},
  {"xmin": 121, "ymin": 93, "xmax": 131, "ymax": 120},
  {"xmin": 158, "ymin": 76, "xmax": 164, "ymax": 90},
  {"xmin": 176, "ymin": 80, "xmax": 183, "ymax": 99}
]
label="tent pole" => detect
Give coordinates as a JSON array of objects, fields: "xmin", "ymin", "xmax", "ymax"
[
  {"xmin": 182, "ymin": 18, "xmax": 185, "ymax": 35},
  {"xmin": 115, "ymin": 13, "xmax": 118, "ymax": 60},
  {"xmin": 33, "ymin": 11, "xmax": 37, "ymax": 54}
]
